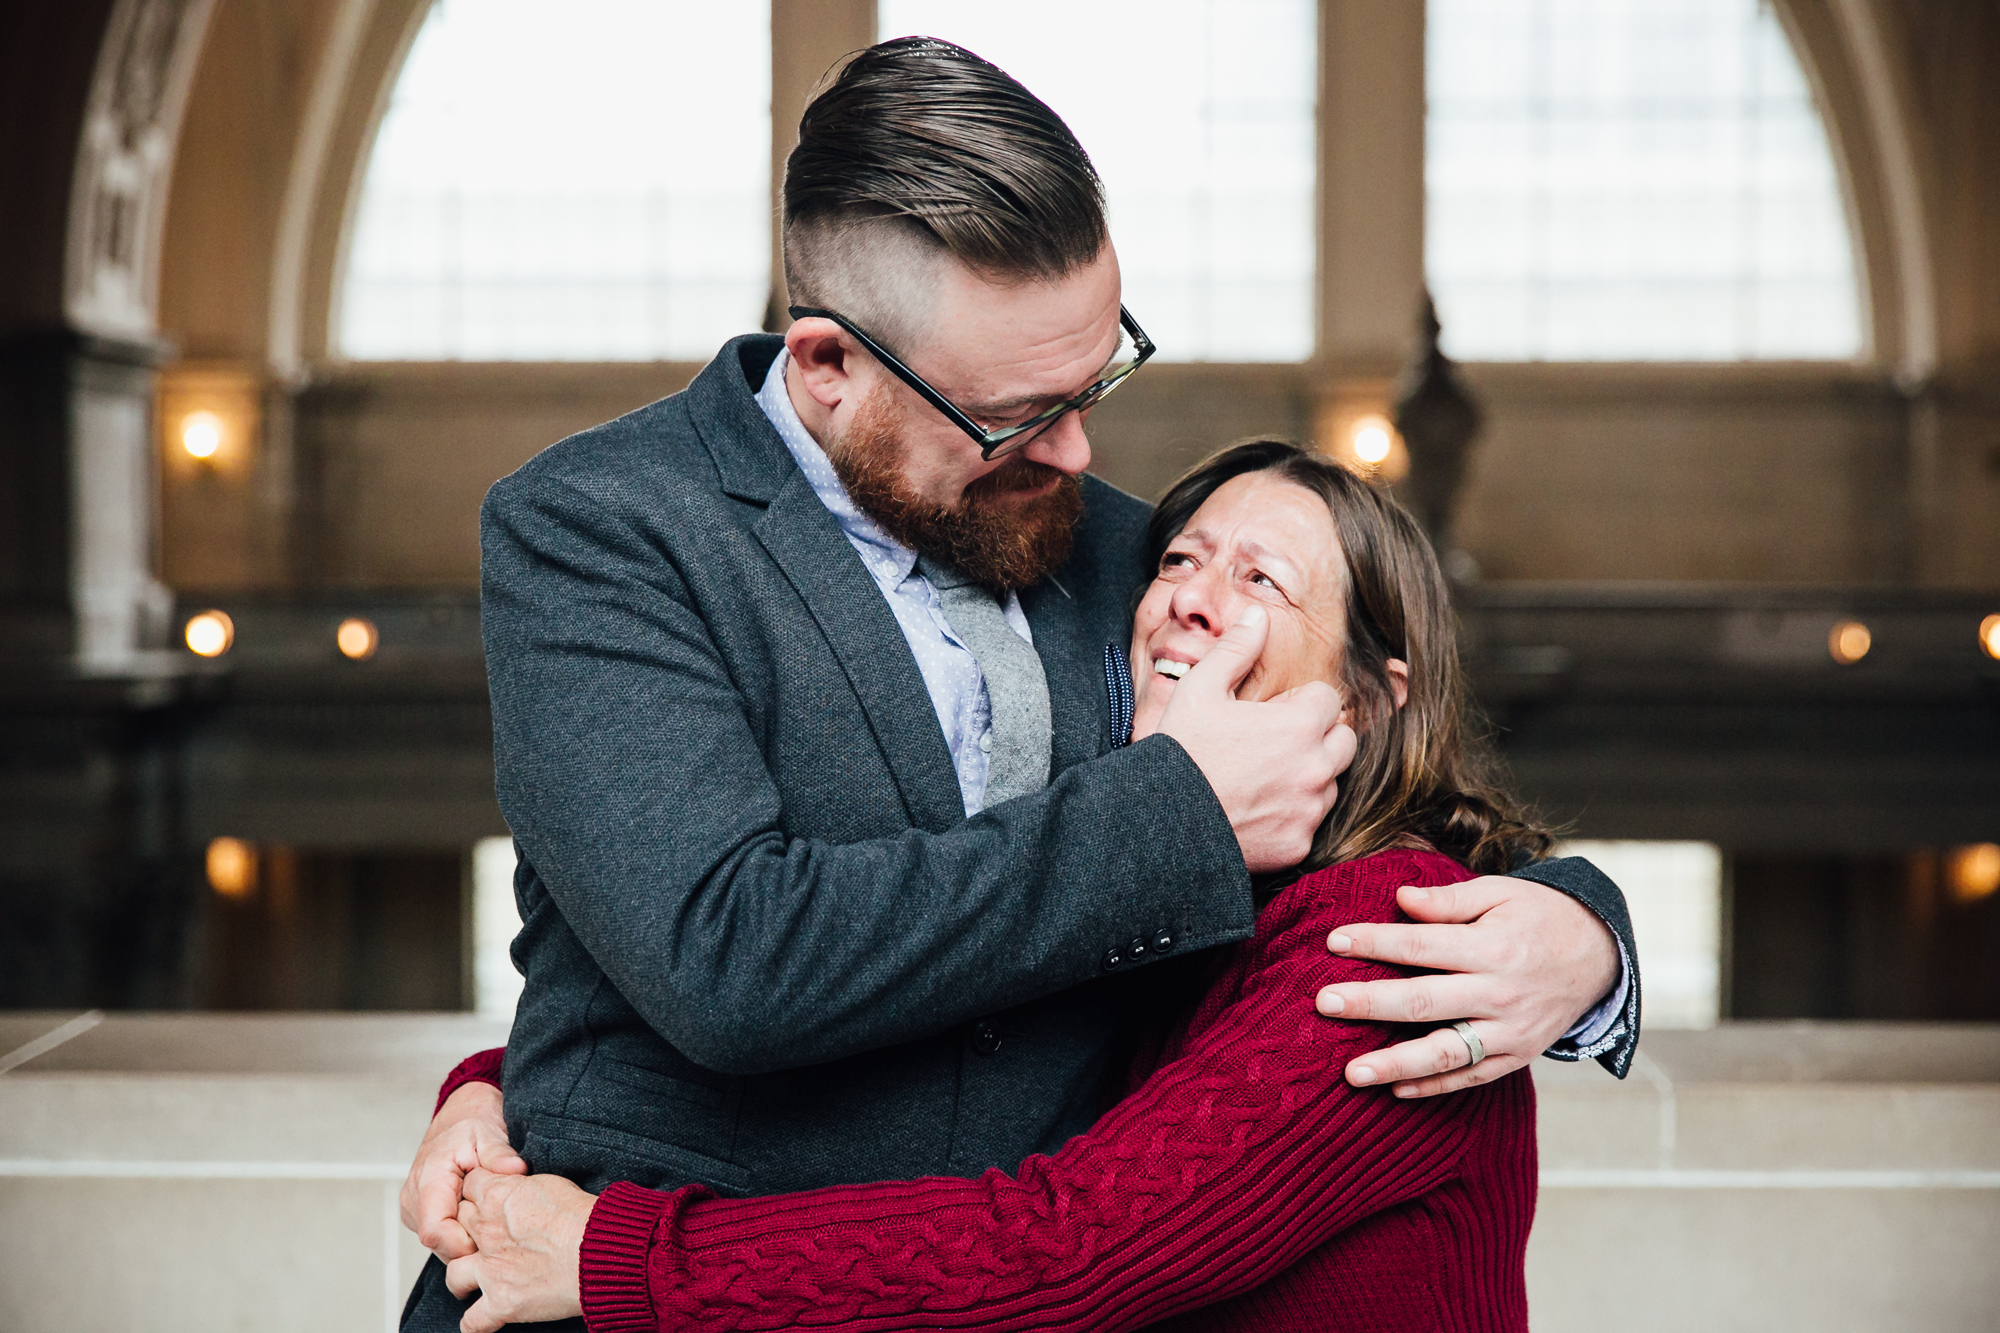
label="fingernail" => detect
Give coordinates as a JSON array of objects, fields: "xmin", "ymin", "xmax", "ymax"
[
  {"xmin": 1403, "ymin": 885, "xmax": 1428, "ymax": 901},
  {"xmin": 1316, "ymin": 988, "xmax": 1344, "ymax": 1016},
  {"xmin": 1395, "ymin": 1085, "xmax": 1417, "ymax": 1098},
  {"xmin": 1236, "ymin": 606, "xmax": 1266, "ymax": 628},
  {"xmin": 1350, "ymin": 1065, "xmax": 1377, "ymax": 1086},
  {"xmin": 1328, "ymin": 932, "xmax": 1352, "ymax": 953}
]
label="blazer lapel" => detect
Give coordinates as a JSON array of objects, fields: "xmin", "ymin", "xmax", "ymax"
[
  {"xmin": 752, "ymin": 473, "xmax": 966, "ymax": 835},
  {"xmin": 1021, "ymin": 580, "xmax": 1107, "ymax": 778}
]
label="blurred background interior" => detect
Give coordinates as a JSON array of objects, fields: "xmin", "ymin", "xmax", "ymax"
[{"xmin": 0, "ymin": 1, "xmax": 1996, "ymax": 1330}]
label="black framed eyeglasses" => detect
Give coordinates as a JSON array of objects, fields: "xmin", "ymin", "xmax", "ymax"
[{"xmin": 787, "ymin": 304, "xmax": 1156, "ymax": 461}]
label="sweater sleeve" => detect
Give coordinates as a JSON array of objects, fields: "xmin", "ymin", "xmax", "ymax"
[
  {"xmin": 578, "ymin": 852, "xmax": 1494, "ymax": 1333},
  {"xmin": 433, "ymin": 1047, "xmax": 506, "ymax": 1117}
]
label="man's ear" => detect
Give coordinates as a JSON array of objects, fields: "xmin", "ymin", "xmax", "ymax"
[
  {"xmin": 1386, "ymin": 659, "xmax": 1410, "ymax": 709},
  {"xmin": 785, "ymin": 319, "xmax": 857, "ymax": 411}
]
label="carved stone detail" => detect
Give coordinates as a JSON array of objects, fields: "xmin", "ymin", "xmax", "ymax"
[{"xmin": 66, "ymin": 0, "xmax": 217, "ymax": 339}]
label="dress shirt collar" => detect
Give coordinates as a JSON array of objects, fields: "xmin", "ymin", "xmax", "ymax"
[{"xmin": 755, "ymin": 349, "xmax": 919, "ymax": 587}]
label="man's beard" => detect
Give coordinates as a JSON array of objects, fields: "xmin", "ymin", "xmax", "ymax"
[{"xmin": 825, "ymin": 384, "xmax": 1083, "ymax": 595}]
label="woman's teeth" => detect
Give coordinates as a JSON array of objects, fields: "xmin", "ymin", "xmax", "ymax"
[{"xmin": 1153, "ymin": 659, "xmax": 1190, "ymax": 680}]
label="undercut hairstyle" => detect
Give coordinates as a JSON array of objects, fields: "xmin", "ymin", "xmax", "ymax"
[
  {"xmin": 783, "ymin": 37, "xmax": 1109, "ymax": 352},
  {"xmin": 1147, "ymin": 439, "xmax": 1555, "ymax": 878}
]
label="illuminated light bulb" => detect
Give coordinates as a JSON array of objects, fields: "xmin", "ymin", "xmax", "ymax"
[
  {"xmin": 1946, "ymin": 844, "xmax": 2000, "ymax": 904},
  {"xmin": 1980, "ymin": 613, "xmax": 2000, "ymax": 661},
  {"xmin": 184, "ymin": 609, "xmax": 234, "ymax": 657},
  {"xmin": 1828, "ymin": 619, "xmax": 1871, "ymax": 665},
  {"xmin": 1352, "ymin": 417, "xmax": 1394, "ymax": 465},
  {"xmin": 181, "ymin": 411, "xmax": 223, "ymax": 460},
  {"xmin": 336, "ymin": 617, "xmax": 379, "ymax": 661},
  {"xmin": 206, "ymin": 837, "xmax": 257, "ymax": 900}
]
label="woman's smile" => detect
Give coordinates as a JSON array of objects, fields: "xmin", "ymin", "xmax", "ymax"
[{"xmin": 1129, "ymin": 470, "xmax": 1349, "ymax": 737}]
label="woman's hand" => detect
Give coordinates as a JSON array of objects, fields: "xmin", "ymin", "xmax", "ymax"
[
  {"xmin": 400, "ymin": 1082, "xmax": 527, "ymax": 1261},
  {"xmin": 443, "ymin": 1168, "xmax": 595, "ymax": 1333}
]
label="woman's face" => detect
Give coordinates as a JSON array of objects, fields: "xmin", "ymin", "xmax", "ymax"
[{"xmin": 1128, "ymin": 471, "xmax": 1349, "ymax": 737}]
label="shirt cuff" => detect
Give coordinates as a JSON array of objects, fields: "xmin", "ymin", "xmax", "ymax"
[{"xmin": 1561, "ymin": 934, "xmax": 1632, "ymax": 1047}]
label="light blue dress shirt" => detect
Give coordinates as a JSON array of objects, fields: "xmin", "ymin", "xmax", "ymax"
[
  {"xmin": 757, "ymin": 349, "xmax": 1031, "ymax": 817},
  {"xmin": 753, "ymin": 348, "xmax": 1627, "ymax": 1045}
]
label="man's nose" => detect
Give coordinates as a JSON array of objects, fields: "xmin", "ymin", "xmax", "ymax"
[{"xmin": 1020, "ymin": 408, "xmax": 1091, "ymax": 476}]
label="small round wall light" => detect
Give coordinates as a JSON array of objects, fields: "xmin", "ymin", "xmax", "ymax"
[
  {"xmin": 336, "ymin": 617, "xmax": 379, "ymax": 661},
  {"xmin": 1351, "ymin": 415, "xmax": 1394, "ymax": 466},
  {"xmin": 184, "ymin": 609, "xmax": 235, "ymax": 658},
  {"xmin": 181, "ymin": 411, "xmax": 223, "ymax": 460},
  {"xmin": 1828, "ymin": 619, "xmax": 1871, "ymax": 665},
  {"xmin": 1980, "ymin": 613, "xmax": 2000, "ymax": 661},
  {"xmin": 206, "ymin": 836, "xmax": 257, "ymax": 900},
  {"xmin": 1946, "ymin": 844, "xmax": 2000, "ymax": 904}
]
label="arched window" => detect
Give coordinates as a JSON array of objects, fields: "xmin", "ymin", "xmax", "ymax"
[
  {"xmin": 1426, "ymin": 0, "xmax": 1863, "ymax": 361},
  {"xmin": 879, "ymin": 1, "xmax": 1317, "ymax": 362},
  {"xmin": 338, "ymin": 0, "xmax": 770, "ymax": 361}
]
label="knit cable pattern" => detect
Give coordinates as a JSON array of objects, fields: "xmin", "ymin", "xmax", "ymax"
[{"xmin": 581, "ymin": 849, "xmax": 1534, "ymax": 1333}]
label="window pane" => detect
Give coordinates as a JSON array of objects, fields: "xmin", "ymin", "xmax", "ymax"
[
  {"xmin": 878, "ymin": 1, "xmax": 1316, "ymax": 362},
  {"xmin": 1559, "ymin": 840, "xmax": 1723, "ymax": 1030},
  {"xmin": 339, "ymin": 0, "xmax": 770, "ymax": 361},
  {"xmin": 1427, "ymin": 0, "xmax": 1863, "ymax": 361}
]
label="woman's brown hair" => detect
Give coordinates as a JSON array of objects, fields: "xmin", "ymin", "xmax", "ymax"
[{"xmin": 1146, "ymin": 438, "xmax": 1552, "ymax": 877}]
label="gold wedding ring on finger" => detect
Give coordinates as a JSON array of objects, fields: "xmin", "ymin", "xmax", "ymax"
[{"xmin": 1451, "ymin": 1020, "xmax": 1486, "ymax": 1067}]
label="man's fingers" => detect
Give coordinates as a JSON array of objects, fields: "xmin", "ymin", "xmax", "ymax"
[
  {"xmin": 1394, "ymin": 875, "xmax": 1518, "ymax": 925},
  {"xmin": 1388, "ymin": 1052, "xmax": 1527, "ymax": 1099},
  {"xmin": 460, "ymin": 1295, "xmax": 507, "ymax": 1333},
  {"xmin": 444, "ymin": 1253, "xmax": 480, "ymax": 1300},
  {"xmin": 1323, "ymin": 720, "xmax": 1357, "ymax": 771},
  {"xmin": 1315, "ymin": 971, "xmax": 1494, "ymax": 1025},
  {"xmin": 1325, "ymin": 921, "xmax": 1498, "ymax": 979},
  {"xmin": 1180, "ymin": 606, "xmax": 1268, "ymax": 699}
]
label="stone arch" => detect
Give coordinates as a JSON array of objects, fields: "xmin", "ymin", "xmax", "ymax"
[{"xmin": 1774, "ymin": 0, "xmax": 1938, "ymax": 383}]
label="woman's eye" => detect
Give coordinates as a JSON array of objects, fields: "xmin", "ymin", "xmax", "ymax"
[
  {"xmin": 1249, "ymin": 572, "xmax": 1277, "ymax": 590},
  {"xmin": 1160, "ymin": 552, "xmax": 1195, "ymax": 570}
]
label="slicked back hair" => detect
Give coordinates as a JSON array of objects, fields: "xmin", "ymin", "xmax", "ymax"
[{"xmin": 783, "ymin": 37, "xmax": 1110, "ymax": 350}]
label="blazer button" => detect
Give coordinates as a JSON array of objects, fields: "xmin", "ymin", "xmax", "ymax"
[
  {"xmin": 971, "ymin": 1021, "xmax": 1003, "ymax": 1055},
  {"xmin": 1101, "ymin": 946, "xmax": 1125, "ymax": 970},
  {"xmin": 1152, "ymin": 929, "xmax": 1176, "ymax": 954},
  {"xmin": 1127, "ymin": 936, "xmax": 1149, "ymax": 961}
]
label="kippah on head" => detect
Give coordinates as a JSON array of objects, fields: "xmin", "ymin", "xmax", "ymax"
[{"xmin": 783, "ymin": 37, "xmax": 1109, "ymax": 350}]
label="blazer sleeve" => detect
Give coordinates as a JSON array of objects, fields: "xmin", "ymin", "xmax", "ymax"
[
  {"xmin": 573, "ymin": 856, "xmax": 1520, "ymax": 1333},
  {"xmin": 480, "ymin": 470, "xmax": 1254, "ymax": 1077},
  {"xmin": 1508, "ymin": 855, "xmax": 1642, "ymax": 1078}
]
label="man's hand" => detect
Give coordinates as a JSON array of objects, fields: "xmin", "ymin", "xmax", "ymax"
[
  {"xmin": 1145, "ymin": 607, "xmax": 1358, "ymax": 874},
  {"xmin": 1314, "ymin": 875, "xmax": 1618, "ymax": 1097},
  {"xmin": 444, "ymin": 1168, "xmax": 593, "ymax": 1333},
  {"xmin": 399, "ymin": 1082, "xmax": 527, "ymax": 1261}
]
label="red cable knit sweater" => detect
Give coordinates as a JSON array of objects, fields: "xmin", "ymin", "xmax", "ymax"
[{"xmin": 441, "ymin": 849, "xmax": 1536, "ymax": 1332}]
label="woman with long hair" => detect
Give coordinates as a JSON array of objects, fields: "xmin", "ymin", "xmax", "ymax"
[{"xmin": 445, "ymin": 439, "xmax": 1552, "ymax": 1332}]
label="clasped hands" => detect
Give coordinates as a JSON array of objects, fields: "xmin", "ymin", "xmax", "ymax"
[{"xmin": 402, "ymin": 1082, "xmax": 590, "ymax": 1331}]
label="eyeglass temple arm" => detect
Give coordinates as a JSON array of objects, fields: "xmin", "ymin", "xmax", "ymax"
[{"xmin": 786, "ymin": 305, "xmax": 990, "ymax": 440}]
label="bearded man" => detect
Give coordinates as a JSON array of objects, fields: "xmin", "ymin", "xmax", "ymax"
[{"xmin": 400, "ymin": 37, "xmax": 1637, "ymax": 1331}]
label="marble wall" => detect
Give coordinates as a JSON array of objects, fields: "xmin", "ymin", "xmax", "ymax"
[{"xmin": 2, "ymin": 1014, "xmax": 1995, "ymax": 1332}]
